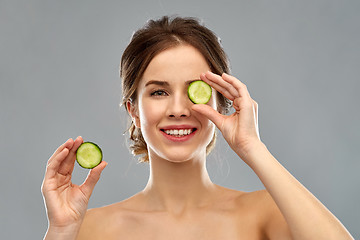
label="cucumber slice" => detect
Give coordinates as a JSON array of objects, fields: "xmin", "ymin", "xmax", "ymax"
[
  {"xmin": 76, "ymin": 142, "xmax": 102, "ymax": 169},
  {"xmin": 188, "ymin": 80, "xmax": 212, "ymax": 104}
]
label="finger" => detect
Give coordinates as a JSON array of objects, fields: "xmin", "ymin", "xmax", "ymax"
[
  {"xmin": 253, "ymin": 100, "xmax": 258, "ymax": 126},
  {"xmin": 47, "ymin": 138, "xmax": 74, "ymax": 165},
  {"xmin": 221, "ymin": 73, "xmax": 251, "ymax": 98},
  {"xmin": 206, "ymin": 72, "xmax": 240, "ymax": 98},
  {"xmin": 200, "ymin": 73, "xmax": 235, "ymax": 101},
  {"xmin": 80, "ymin": 161, "xmax": 108, "ymax": 199},
  {"xmin": 204, "ymin": 71, "xmax": 240, "ymax": 99},
  {"xmin": 253, "ymin": 100, "xmax": 260, "ymax": 139},
  {"xmin": 58, "ymin": 136, "xmax": 83, "ymax": 176},
  {"xmin": 45, "ymin": 147, "xmax": 70, "ymax": 180},
  {"xmin": 192, "ymin": 104, "xmax": 226, "ymax": 130},
  {"xmin": 45, "ymin": 138, "xmax": 74, "ymax": 176}
]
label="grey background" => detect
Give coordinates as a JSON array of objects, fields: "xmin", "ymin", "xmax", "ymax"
[{"xmin": 1, "ymin": 0, "xmax": 359, "ymax": 239}]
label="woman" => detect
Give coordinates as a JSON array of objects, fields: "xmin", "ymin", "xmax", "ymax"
[{"xmin": 41, "ymin": 16, "xmax": 354, "ymax": 239}]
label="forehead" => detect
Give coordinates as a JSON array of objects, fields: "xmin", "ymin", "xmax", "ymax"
[{"xmin": 140, "ymin": 44, "xmax": 210, "ymax": 86}]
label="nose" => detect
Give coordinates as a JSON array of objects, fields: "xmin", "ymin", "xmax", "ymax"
[{"xmin": 166, "ymin": 93, "xmax": 191, "ymax": 118}]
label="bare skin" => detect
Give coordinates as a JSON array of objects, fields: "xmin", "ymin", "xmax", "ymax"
[
  {"xmin": 77, "ymin": 188, "xmax": 290, "ymax": 240},
  {"xmin": 42, "ymin": 45, "xmax": 354, "ymax": 240}
]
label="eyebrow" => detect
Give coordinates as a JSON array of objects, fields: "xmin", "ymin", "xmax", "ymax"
[{"xmin": 144, "ymin": 79, "xmax": 199, "ymax": 87}]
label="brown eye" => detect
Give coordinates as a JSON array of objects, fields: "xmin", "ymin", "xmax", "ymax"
[{"xmin": 151, "ymin": 90, "xmax": 168, "ymax": 96}]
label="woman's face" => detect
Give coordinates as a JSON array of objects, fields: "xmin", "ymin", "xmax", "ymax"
[{"xmin": 130, "ymin": 44, "xmax": 217, "ymax": 163}]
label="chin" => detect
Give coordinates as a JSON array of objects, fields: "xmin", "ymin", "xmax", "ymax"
[{"xmin": 149, "ymin": 147, "xmax": 205, "ymax": 164}]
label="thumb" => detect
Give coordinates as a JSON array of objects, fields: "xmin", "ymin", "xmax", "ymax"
[
  {"xmin": 80, "ymin": 161, "xmax": 107, "ymax": 199},
  {"xmin": 192, "ymin": 104, "xmax": 225, "ymax": 130}
]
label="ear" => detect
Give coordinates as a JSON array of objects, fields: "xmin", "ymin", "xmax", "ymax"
[{"xmin": 126, "ymin": 100, "xmax": 141, "ymax": 128}]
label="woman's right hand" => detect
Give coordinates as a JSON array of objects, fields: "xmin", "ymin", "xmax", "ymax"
[{"xmin": 41, "ymin": 136, "xmax": 107, "ymax": 235}]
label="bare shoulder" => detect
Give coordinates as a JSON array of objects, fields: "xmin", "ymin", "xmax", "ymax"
[
  {"xmin": 216, "ymin": 186, "xmax": 270, "ymax": 209},
  {"xmin": 234, "ymin": 189, "xmax": 291, "ymax": 239},
  {"xmin": 236, "ymin": 188, "xmax": 275, "ymax": 209},
  {"xmin": 77, "ymin": 194, "xmax": 143, "ymax": 240},
  {"xmin": 76, "ymin": 188, "xmax": 291, "ymax": 240},
  {"xmin": 228, "ymin": 188, "xmax": 272, "ymax": 225},
  {"xmin": 228, "ymin": 188, "xmax": 279, "ymax": 214},
  {"xmin": 218, "ymin": 187, "xmax": 291, "ymax": 239}
]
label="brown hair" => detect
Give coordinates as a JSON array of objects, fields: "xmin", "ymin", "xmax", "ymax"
[{"xmin": 120, "ymin": 15, "xmax": 232, "ymax": 162}]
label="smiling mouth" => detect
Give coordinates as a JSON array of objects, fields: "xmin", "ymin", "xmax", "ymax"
[{"xmin": 160, "ymin": 128, "xmax": 197, "ymax": 137}]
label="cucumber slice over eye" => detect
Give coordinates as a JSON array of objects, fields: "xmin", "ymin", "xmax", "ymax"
[
  {"xmin": 76, "ymin": 142, "xmax": 102, "ymax": 169},
  {"xmin": 188, "ymin": 80, "xmax": 212, "ymax": 104}
]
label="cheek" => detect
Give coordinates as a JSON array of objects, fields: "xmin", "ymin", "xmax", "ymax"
[{"xmin": 138, "ymin": 99, "xmax": 165, "ymax": 127}]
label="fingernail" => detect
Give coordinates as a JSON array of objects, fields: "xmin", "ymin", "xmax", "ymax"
[{"xmin": 65, "ymin": 138, "xmax": 72, "ymax": 145}]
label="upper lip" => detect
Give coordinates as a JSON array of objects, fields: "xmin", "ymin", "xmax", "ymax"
[{"xmin": 160, "ymin": 124, "xmax": 197, "ymax": 131}]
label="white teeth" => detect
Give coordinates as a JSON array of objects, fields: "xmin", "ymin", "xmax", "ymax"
[{"xmin": 164, "ymin": 129, "xmax": 193, "ymax": 137}]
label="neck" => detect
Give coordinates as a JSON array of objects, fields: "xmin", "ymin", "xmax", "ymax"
[{"xmin": 141, "ymin": 154, "xmax": 217, "ymax": 215}]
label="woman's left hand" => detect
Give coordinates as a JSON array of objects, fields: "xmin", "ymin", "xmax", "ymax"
[{"xmin": 192, "ymin": 71, "xmax": 261, "ymax": 160}]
